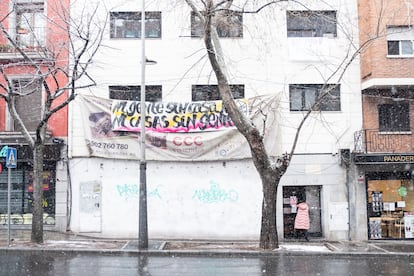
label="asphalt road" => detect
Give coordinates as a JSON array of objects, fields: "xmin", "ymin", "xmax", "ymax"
[{"xmin": 0, "ymin": 252, "xmax": 413, "ymax": 276}]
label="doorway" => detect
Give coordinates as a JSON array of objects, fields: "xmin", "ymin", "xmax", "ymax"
[
  {"xmin": 366, "ymin": 172, "xmax": 414, "ymax": 240},
  {"xmin": 79, "ymin": 181, "xmax": 102, "ymax": 232},
  {"xmin": 283, "ymin": 185, "xmax": 322, "ymax": 238}
]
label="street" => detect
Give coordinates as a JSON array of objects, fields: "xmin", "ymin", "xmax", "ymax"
[{"xmin": 0, "ymin": 252, "xmax": 413, "ymax": 276}]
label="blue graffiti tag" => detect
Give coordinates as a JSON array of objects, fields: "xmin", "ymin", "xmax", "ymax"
[
  {"xmin": 192, "ymin": 181, "xmax": 239, "ymax": 203},
  {"xmin": 116, "ymin": 184, "xmax": 161, "ymax": 200},
  {"xmin": 148, "ymin": 186, "xmax": 161, "ymax": 199},
  {"xmin": 116, "ymin": 184, "xmax": 138, "ymax": 200}
]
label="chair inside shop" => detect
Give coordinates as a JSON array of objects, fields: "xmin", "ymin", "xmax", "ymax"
[{"xmin": 394, "ymin": 217, "xmax": 405, "ymax": 238}]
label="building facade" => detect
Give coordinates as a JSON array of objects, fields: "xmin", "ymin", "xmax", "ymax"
[
  {"xmin": 67, "ymin": 0, "xmax": 362, "ymax": 241},
  {"xmin": 352, "ymin": 0, "xmax": 414, "ymax": 240},
  {"xmin": 0, "ymin": 0, "xmax": 69, "ymax": 232}
]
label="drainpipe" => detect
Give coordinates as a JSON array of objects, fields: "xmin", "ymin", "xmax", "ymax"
[
  {"xmin": 342, "ymin": 149, "xmax": 352, "ymax": 241},
  {"xmin": 346, "ymin": 162, "xmax": 351, "ymax": 241}
]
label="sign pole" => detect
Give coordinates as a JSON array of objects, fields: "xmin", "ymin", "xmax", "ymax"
[
  {"xmin": 7, "ymin": 166, "xmax": 11, "ymax": 246},
  {"xmin": 138, "ymin": 0, "xmax": 148, "ymax": 250},
  {"xmin": 6, "ymin": 146, "xmax": 17, "ymax": 247}
]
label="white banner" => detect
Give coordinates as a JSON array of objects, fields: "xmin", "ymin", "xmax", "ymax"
[{"xmin": 77, "ymin": 94, "xmax": 281, "ymax": 161}]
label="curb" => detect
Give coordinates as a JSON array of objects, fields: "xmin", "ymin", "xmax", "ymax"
[{"xmin": 1, "ymin": 245, "xmax": 414, "ymax": 261}]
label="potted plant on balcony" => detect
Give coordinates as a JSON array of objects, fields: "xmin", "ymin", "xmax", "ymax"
[
  {"xmin": 16, "ymin": 27, "xmax": 29, "ymax": 34},
  {"xmin": 0, "ymin": 43, "xmax": 12, "ymax": 53}
]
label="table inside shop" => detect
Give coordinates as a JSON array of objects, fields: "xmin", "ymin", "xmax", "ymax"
[{"xmin": 381, "ymin": 216, "xmax": 396, "ymax": 238}]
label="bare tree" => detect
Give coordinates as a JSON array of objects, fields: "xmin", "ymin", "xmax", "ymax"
[
  {"xmin": 0, "ymin": 1, "xmax": 105, "ymax": 243},
  {"xmin": 184, "ymin": 0, "xmax": 378, "ymax": 250}
]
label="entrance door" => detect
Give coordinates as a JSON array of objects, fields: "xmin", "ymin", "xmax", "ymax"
[
  {"xmin": 307, "ymin": 186, "xmax": 322, "ymax": 236},
  {"xmin": 79, "ymin": 181, "xmax": 102, "ymax": 232},
  {"xmin": 283, "ymin": 186, "xmax": 322, "ymax": 238}
]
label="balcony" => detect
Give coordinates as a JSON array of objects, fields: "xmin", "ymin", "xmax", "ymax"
[
  {"xmin": 0, "ymin": 45, "xmax": 52, "ymax": 63},
  {"xmin": 354, "ymin": 129, "xmax": 414, "ymax": 153},
  {"xmin": 0, "ymin": 131, "xmax": 52, "ymax": 145}
]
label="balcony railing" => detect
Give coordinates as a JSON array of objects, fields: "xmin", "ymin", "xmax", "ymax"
[
  {"xmin": 0, "ymin": 45, "xmax": 51, "ymax": 62},
  {"xmin": 354, "ymin": 129, "xmax": 414, "ymax": 153}
]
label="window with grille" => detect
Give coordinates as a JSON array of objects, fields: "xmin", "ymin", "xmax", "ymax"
[
  {"xmin": 378, "ymin": 102, "xmax": 410, "ymax": 132},
  {"xmin": 287, "ymin": 10, "xmax": 337, "ymax": 38},
  {"xmin": 191, "ymin": 11, "xmax": 243, "ymax": 38},
  {"xmin": 191, "ymin": 85, "xmax": 244, "ymax": 101},
  {"xmin": 110, "ymin": 12, "xmax": 161, "ymax": 39},
  {"xmin": 109, "ymin": 85, "xmax": 162, "ymax": 102},
  {"xmin": 289, "ymin": 84, "xmax": 340, "ymax": 111},
  {"xmin": 11, "ymin": 78, "xmax": 42, "ymax": 131}
]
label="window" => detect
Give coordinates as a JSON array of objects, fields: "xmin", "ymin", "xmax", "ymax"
[
  {"xmin": 289, "ymin": 84, "xmax": 340, "ymax": 111},
  {"xmin": 192, "ymin": 85, "xmax": 244, "ymax": 101},
  {"xmin": 378, "ymin": 102, "xmax": 410, "ymax": 132},
  {"xmin": 387, "ymin": 26, "xmax": 414, "ymax": 56},
  {"xmin": 191, "ymin": 11, "xmax": 243, "ymax": 38},
  {"xmin": 287, "ymin": 10, "xmax": 337, "ymax": 37},
  {"xmin": 15, "ymin": 1, "xmax": 45, "ymax": 48},
  {"xmin": 366, "ymin": 173, "xmax": 414, "ymax": 240},
  {"xmin": 11, "ymin": 78, "xmax": 42, "ymax": 131},
  {"xmin": 110, "ymin": 12, "xmax": 161, "ymax": 39},
  {"xmin": 109, "ymin": 85, "xmax": 162, "ymax": 102},
  {"xmin": 0, "ymin": 165, "xmax": 56, "ymax": 223}
]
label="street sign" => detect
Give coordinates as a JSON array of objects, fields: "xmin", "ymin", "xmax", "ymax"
[{"xmin": 6, "ymin": 147, "xmax": 17, "ymax": 169}]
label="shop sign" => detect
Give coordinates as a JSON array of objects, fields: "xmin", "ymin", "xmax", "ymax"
[
  {"xmin": 398, "ymin": 186, "xmax": 408, "ymax": 197},
  {"xmin": 0, "ymin": 145, "xmax": 9, "ymax": 157},
  {"xmin": 354, "ymin": 154, "xmax": 414, "ymax": 164},
  {"xmin": 383, "ymin": 155, "xmax": 414, "ymax": 162}
]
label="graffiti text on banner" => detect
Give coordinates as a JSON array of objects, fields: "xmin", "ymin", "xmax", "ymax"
[{"xmin": 111, "ymin": 100, "xmax": 248, "ymax": 133}]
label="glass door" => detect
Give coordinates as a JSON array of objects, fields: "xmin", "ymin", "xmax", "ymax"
[{"xmin": 283, "ymin": 185, "xmax": 322, "ymax": 238}]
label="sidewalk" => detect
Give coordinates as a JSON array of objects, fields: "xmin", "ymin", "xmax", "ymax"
[{"xmin": 1, "ymin": 229, "xmax": 414, "ymax": 258}]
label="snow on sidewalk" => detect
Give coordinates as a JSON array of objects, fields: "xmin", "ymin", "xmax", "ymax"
[{"xmin": 280, "ymin": 244, "xmax": 331, "ymax": 252}]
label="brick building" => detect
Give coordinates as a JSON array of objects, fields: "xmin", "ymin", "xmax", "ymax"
[
  {"xmin": 352, "ymin": 0, "xmax": 414, "ymax": 240},
  {"xmin": 0, "ymin": 0, "xmax": 70, "ymax": 231}
]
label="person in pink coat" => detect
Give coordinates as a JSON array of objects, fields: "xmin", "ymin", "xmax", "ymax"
[{"xmin": 294, "ymin": 197, "xmax": 310, "ymax": 241}]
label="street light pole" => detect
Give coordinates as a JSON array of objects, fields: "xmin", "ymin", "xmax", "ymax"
[{"xmin": 138, "ymin": 0, "xmax": 148, "ymax": 250}]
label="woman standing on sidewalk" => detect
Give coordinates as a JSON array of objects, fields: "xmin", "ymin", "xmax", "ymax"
[{"xmin": 294, "ymin": 196, "xmax": 310, "ymax": 241}]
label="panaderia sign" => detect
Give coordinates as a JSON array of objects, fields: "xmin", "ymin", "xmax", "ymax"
[{"xmin": 77, "ymin": 94, "xmax": 281, "ymax": 161}]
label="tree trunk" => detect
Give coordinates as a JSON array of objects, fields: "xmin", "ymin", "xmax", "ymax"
[
  {"xmin": 259, "ymin": 172, "xmax": 280, "ymax": 249},
  {"xmin": 201, "ymin": 0, "xmax": 285, "ymax": 251},
  {"xmin": 31, "ymin": 144, "xmax": 44, "ymax": 243}
]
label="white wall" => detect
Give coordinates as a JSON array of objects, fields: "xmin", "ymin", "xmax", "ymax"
[
  {"xmin": 54, "ymin": 157, "xmax": 69, "ymax": 232},
  {"xmin": 278, "ymin": 154, "xmax": 349, "ymax": 240},
  {"xmin": 69, "ymin": 154, "xmax": 349, "ymax": 241},
  {"xmin": 69, "ymin": 158, "xmax": 263, "ymax": 239}
]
